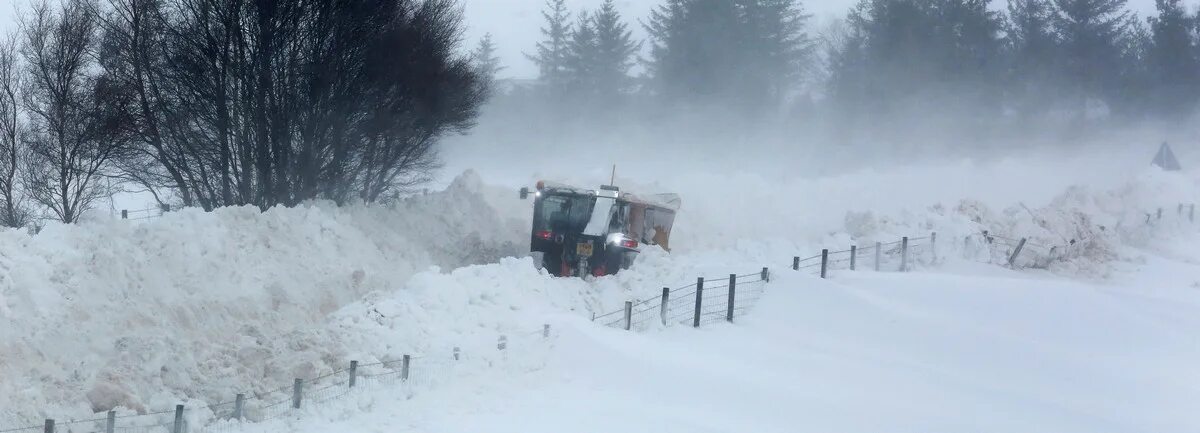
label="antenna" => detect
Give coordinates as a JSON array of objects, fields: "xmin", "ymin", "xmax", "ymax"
[{"xmin": 610, "ymin": 164, "xmax": 616, "ymax": 186}]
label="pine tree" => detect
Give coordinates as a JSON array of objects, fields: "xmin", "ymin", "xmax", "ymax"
[
  {"xmin": 1050, "ymin": 0, "xmax": 1132, "ymax": 105},
  {"xmin": 591, "ymin": 0, "xmax": 641, "ymax": 101},
  {"xmin": 1145, "ymin": 0, "xmax": 1199, "ymax": 114},
  {"xmin": 526, "ymin": 0, "xmax": 573, "ymax": 95},
  {"xmin": 565, "ymin": 11, "xmax": 598, "ymax": 97},
  {"xmin": 471, "ymin": 33, "xmax": 504, "ymax": 92}
]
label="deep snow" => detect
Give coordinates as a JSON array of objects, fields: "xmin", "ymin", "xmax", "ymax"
[{"xmin": 1, "ymin": 152, "xmax": 1197, "ymax": 431}]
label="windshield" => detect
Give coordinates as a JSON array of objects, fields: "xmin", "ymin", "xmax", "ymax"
[{"xmin": 537, "ymin": 194, "xmax": 594, "ymax": 234}]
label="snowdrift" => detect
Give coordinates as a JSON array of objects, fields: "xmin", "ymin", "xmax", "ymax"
[{"xmin": 1, "ymin": 161, "xmax": 1197, "ymax": 428}]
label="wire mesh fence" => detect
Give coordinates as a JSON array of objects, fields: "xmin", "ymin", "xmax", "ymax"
[
  {"xmin": 8, "ymin": 326, "xmax": 553, "ymax": 433},
  {"xmin": 594, "ymin": 269, "xmax": 772, "ymax": 331}
]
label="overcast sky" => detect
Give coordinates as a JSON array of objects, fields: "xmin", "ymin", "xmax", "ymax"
[{"xmin": 0, "ymin": 0, "xmax": 1163, "ymax": 79}]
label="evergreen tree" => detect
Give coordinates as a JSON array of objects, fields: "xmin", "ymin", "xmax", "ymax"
[
  {"xmin": 645, "ymin": 0, "xmax": 811, "ymax": 111},
  {"xmin": 1146, "ymin": 0, "xmax": 1199, "ymax": 114},
  {"xmin": 565, "ymin": 11, "xmax": 598, "ymax": 97},
  {"xmin": 591, "ymin": 0, "xmax": 641, "ymax": 102},
  {"xmin": 1050, "ymin": 0, "xmax": 1132, "ymax": 106},
  {"xmin": 471, "ymin": 33, "xmax": 505, "ymax": 92},
  {"xmin": 527, "ymin": 0, "xmax": 573, "ymax": 95},
  {"xmin": 1004, "ymin": 0, "xmax": 1061, "ymax": 112}
]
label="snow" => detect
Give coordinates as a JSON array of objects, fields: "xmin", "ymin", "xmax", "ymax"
[{"xmin": 2, "ymin": 144, "xmax": 1199, "ymax": 431}]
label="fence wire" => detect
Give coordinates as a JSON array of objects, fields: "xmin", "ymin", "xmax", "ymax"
[{"xmin": 595, "ymin": 274, "xmax": 770, "ymax": 331}]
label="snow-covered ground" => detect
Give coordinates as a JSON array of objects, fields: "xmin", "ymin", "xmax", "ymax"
[
  {"xmin": 1, "ymin": 147, "xmax": 1198, "ymax": 431},
  {"xmin": 215, "ymin": 248, "xmax": 1200, "ymax": 433}
]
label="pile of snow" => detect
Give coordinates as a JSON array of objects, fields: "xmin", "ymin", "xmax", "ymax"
[{"xmin": 0, "ymin": 171, "xmax": 529, "ymax": 426}]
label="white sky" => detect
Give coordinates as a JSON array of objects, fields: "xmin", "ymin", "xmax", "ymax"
[{"xmin": 0, "ymin": 0, "xmax": 1163, "ymax": 79}]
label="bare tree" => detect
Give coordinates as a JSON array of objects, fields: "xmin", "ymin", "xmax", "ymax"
[
  {"xmin": 21, "ymin": 0, "xmax": 123, "ymax": 223},
  {"xmin": 0, "ymin": 33, "xmax": 32, "ymax": 228}
]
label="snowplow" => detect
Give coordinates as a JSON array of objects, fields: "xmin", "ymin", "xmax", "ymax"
[{"xmin": 520, "ymin": 181, "xmax": 680, "ymax": 277}]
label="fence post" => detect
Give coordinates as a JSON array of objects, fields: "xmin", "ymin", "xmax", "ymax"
[
  {"xmin": 900, "ymin": 237, "xmax": 909, "ymax": 272},
  {"xmin": 1158, "ymin": 208, "xmax": 1163, "ymax": 221},
  {"xmin": 874, "ymin": 242, "xmax": 882, "ymax": 271},
  {"xmin": 792, "ymin": 256, "xmax": 799, "ymax": 271},
  {"xmin": 106, "ymin": 411, "xmax": 116, "ymax": 433},
  {"xmin": 761, "ymin": 267, "xmax": 769, "ymax": 282},
  {"xmin": 453, "ymin": 347, "xmax": 460, "ymax": 361},
  {"xmin": 498, "ymin": 335, "xmax": 507, "ymax": 351},
  {"xmin": 931, "ymin": 232, "xmax": 937, "ymax": 262},
  {"xmin": 726, "ymin": 274, "xmax": 737, "ymax": 322},
  {"xmin": 820, "ymin": 249, "xmax": 829, "ymax": 278},
  {"xmin": 292, "ymin": 379, "xmax": 303, "ymax": 409},
  {"xmin": 44, "ymin": 419, "xmax": 54, "ymax": 433},
  {"xmin": 172, "ymin": 405, "xmax": 184, "ymax": 433},
  {"xmin": 349, "ymin": 361, "xmax": 358, "ymax": 388},
  {"xmin": 849, "ymin": 245, "xmax": 857, "ymax": 271},
  {"xmin": 401, "ymin": 355, "xmax": 411, "ymax": 381},
  {"xmin": 660, "ymin": 288, "xmax": 669, "ymax": 326},
  {"xmin": 1191, "ymin": 204, "xmax": 1196, "ymax": 223},
  {"xmin": 693, "ymin": 277, "xmax": 704, "ymax": 328},
  {"xmin": 233, "ymin": 394, "xmax": 245, "ymax": 421},
  {"xmin": 120, "ymin": 210, "xmax": 128, "ymax": 219},
  {"xmin": 623, "ymin": 301, "xmax": 633, "ymax": 331},
  {"xmin": 1008, "ymin": 238, "xmax": 1027, "ymax": 268},
  {"xmin": 542, "ymin": 324, "xmax": 551, "ymax": 339}
]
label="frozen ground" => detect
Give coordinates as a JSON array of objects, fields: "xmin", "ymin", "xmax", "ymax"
[{"xmin": 0, "ymin": 149, "xmax": 1197, "ymax": 430}]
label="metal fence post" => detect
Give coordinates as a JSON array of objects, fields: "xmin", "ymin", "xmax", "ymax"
[
  {"xmin": 820, "ymin": 249, "xmax": 829, "ymax": 278},
  {"xmin": 726, "ymin": 274, "xmax": 736, "ymax": 322},
  {"xmin": 349, "ymin": 361, "xmax": 358, "ymax": 388},
  {"xmin": 761, "ymin": 267, "xmax": 769, "ymax": 282},
  {"xmin": 44, "ymin": 419, "xmax": 53, "ymax": 433},
  {"xmin": 106, "ymin": 411, "xmax": 116, "ymax": 433},
  {"xmin": 453, "ymin": 347, "xmax": 460, "ymax": 361},
  {"xmin": 660, "ymin": 288, "xmax": 669, "ymax": 326},
  {"xmin": 692, "ymin": 277, "xmax": 704, "ymax": 328},
  {"xmin": 900, "ymin": 237, "xmax": 909, "ymax": 272},
  {"xmin": 931, "ymin": 232, "xmax": 937, "ymax": 262},
  {"xmin": 401, "ymin": 355, "xmax": 411, "ymax": 381},
  {"xmin": 292, "ymin": 379, "xmax": 303, "ymax": 409},
  {"xmin": 172, "ymin": 405, "xmax": 184, "ymax": 433},
  {"xmin": 874, "ymin": 242, "xmax": 882, "ymax": 271},
  {"xmin": 1008, "ymin": 238, "xmax": 1027, "ymax": 267},
  {"xmin": 623, "ymin": 301, "xmax": 633, "ymax": 331},
  {"xmin": 849, "ymin": 245, "xmax": 857, "ymax": 270},
  {"xmin": 792, "ymin": 256, "xmax": 799, "ymax": 271},
  {"xmin": 233, "ymin": 394, "xmax": 245, "ymax": 420}
]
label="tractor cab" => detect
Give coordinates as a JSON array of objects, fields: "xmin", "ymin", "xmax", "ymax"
[{"xmin": 521, "ymin": 181, "xmax": 679, "ymax": 277}]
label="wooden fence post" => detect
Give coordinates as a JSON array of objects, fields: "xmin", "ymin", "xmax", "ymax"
[
  {"xmin": 931, "ymin": 232, "xmax": 938, "ymax": 262},
  {"xmin": 693, "ymin": 277, "xmax": 704, "ymax": 328},
  {"xmin": 792, "ymin": 256, "xmax": 799, "ymax": 271},
  {"xmin": 761, "ymin": 267, "xmax": 770, "ymax": 282},
  {"xmin": 543, "ymin": 324, "xmax": 551, "ymax": 339},
  {"xmin": 172, "ymin": 405, "xmax": 184, "ymax": 433},
  {"xmin": 349, "ymin": 361, "xmax": 358, "ymax": 388},
  {"xmin": 497, "ymin": 336, "xmax": 507, "ymax": 351},
  {"xmin": 44, "ymin": 419, "xmax": 54, "ymax": 433},
  {"xmin": 623, "ymin": 301, "xmax": 633, "ymax": 331},
  {"xmin": 1008, "ymin": 238, "xmax": 1028, "ymax": 268},
  {"xmin": 726, "ymin": 274, "xmax": 737, "ymax": 322},
  {"xmin": 120, "ymin": 210, "xmax": 127, "ymax": 219},
  {"xmin": 106, "ymin": 411, "xmax": 116, "ymax": 433},
  {"xmin": 874, "ymin": 242, "xmax": 882, "ymax": 271},
  {"xmin": 900, "ymin": 237, "xmax": 909, "ymax": 272},
  {"xmin": 660, "ymin": 288, "xmax": 669, "ymax": 326},
  {"xmin": 849, "ymin": 245, "xmax": 857, "ymax": 270},
  {"xmin": 292, "ymin": 380, "xmax": 303, "ymax": 409},
  {"xmin": 453, "ymin": 347, "xmax": 460, "ymax": 361},
  {"xmin": 820, "ymin": 249, "xmax": 829, "ymax": 278},
  {"xmin": 401, "ymin": 355, "xmax": 411, "ymax": 381},
  {"xmin": 233, "ymin": 394, "xmax": 245, "ymax": 420}
]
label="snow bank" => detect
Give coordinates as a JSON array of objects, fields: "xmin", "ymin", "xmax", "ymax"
[{"xmin": 0, "ymin": 171, "xmax": 529, "ymax": 426}]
